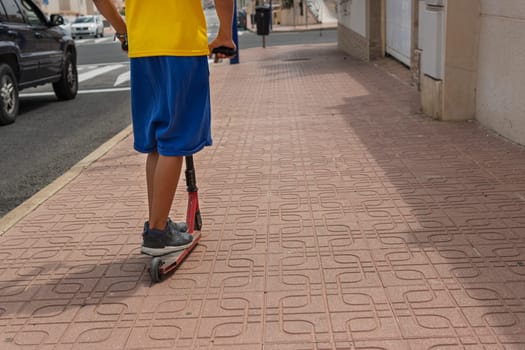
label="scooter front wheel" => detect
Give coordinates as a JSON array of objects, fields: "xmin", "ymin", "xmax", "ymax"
[{"xmin": 195, "ymin": 210, "xmax": 202, "ymax": 231}]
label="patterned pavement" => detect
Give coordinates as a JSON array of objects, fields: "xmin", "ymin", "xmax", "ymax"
[{"xmin": 1, "ymin": 43, "xmax": 525, "ymax": 349}]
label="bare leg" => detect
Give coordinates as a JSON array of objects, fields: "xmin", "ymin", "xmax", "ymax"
[
  {"xmin": 149, "ymin": 155, "xmax": 184, "ymax": 230},
  {"xmin": 146, "ymin": 151, "xmax": 159, "ymax": 218}
]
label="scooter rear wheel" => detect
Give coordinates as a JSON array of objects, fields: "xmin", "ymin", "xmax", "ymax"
[{"xmin": 150, "ymin": 257, "xmax": 163, "ymax": 283}]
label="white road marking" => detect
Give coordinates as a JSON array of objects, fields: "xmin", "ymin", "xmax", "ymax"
[
  {"xmin": 19, "ymin": 57, "xmax": 228, "ymax": 98},
  {"xmin": 79, "ymin": 87, "xmax": 130, "ymax": 94},
  {"xmin": 79, "ymin": 61, "xmax": 130, "ymax": 67},
  {"xmin": 208, "ymin": 30, "xmax": 244, "ymax": 38},
  {"xmin": 77, "ymin": 64, "xmax": 100, "ymax": 72},
  {"xmin": 75, "ymin": 37, "xmax": 118, "ymax": 46},
  {"xmin": 94, "ymin": 37, "xmax": 112, "ymax": 44},
  {"xmin": 20, "ymin": 87, "xmax": 131, "ymax": 98},
  {"xmin": 78, "ymin": 64, "xmax": 124, "ymax": 82},
  {"xmin": 114, "ymin": 71, "xmax": 130, "ymax": 86}
]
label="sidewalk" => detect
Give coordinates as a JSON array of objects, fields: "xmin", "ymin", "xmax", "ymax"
[
  {"xmin": 1, "ymin": 43, "xmax": 525, "ymax": 349},
  {"xmin": 246, "ymin": 22, "xmax": 338, "ymax": 32}
]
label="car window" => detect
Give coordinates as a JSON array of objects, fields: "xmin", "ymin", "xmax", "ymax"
[
  {"xmin": 74, "ymin": 16, "xmax": 93, "ymax": 23},
  {"xmin": 0, "ymin": 3, "xmax": 8, "ymax": 22},
  {"xmin": 1, "ymin": 0, "xmax": 25, "ymax": 23},
  {"xmin": 20, "ymin": 0, "xmax": 45, "ymax": 26}
]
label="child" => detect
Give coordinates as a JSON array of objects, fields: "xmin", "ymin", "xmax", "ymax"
[{"xmin": 92, "ymin": 0, "xmax": 236, "ymax": 256}]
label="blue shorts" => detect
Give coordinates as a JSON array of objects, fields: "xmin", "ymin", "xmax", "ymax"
[{"xmin": 130, "ymin": 56, "xmax": 212, "ymax": 156}]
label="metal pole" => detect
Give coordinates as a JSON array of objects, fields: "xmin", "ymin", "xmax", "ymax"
[
  {"xmin": 269, "ymin": 0, "xmax": 272, "ymax": 31},
  {"xmin": 231, "ymin": 0, "xmax": 240, "ymax": 64},
  {"xmin": 319, "ymin": 4, "xmax": 322, "ymax": 36},
  {"xmin": 293, "ymin": 0, "xmax": 296, "ymax": 29},
  {"xmin": 305, "ymin": 0, "xmax": 308, "ymax": 28}
]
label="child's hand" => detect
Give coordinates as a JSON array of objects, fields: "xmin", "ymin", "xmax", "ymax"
[
  {"xmin": 114, "ymin": 33, "xmax": 128, "ymax": 52},
  {"xmin": 209, "ymin": 38, "xmax": 236, "ymax": 63}
]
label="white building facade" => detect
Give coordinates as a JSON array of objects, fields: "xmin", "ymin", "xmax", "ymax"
[
  {"xmin": 34, "ymin": 0, "xmax": 124, "ymax": 16},
  {"xmin": 337, "ymin": 0, "xmax": 525, "ymax": 146}
]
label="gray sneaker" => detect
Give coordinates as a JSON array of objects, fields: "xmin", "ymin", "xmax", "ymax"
[
  {"xmin": 143, "ymin": 218, "xmax": 188, "ymax": 233},
  {"xmin": 141, "ymin": 220, "xmax": 193, "ymax": 257}
]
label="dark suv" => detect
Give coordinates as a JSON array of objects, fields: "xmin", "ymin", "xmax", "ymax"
[{"xmin": 0, "ymin": 0, "xmax": 77, "ymax": 125}]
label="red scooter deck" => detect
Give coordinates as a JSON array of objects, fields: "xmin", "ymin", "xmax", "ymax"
[
  {"xmin": 161, "ymin": 233, "xmax": 200, "ymax": 274},
  {"xmin": 149, "ymin": 232, "xmax": 201, "ymax": 282}
]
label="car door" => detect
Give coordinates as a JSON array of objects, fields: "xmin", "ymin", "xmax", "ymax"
[
  {"xmin": 97, "ymin": 16, "xmax": 103, "ymax": 36},
  {"xmin": 19, "ymin": 0, "xmax": 63, "ymax": 80},
  {"xmin": 0, "ymin": 0, "xmax": 39, "ymax": 84}
]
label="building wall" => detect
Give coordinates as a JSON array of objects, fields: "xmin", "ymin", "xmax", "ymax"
[
  {"xmin": 338, "ymin": 23, "xmax": 369, "ymax": 61},
  {"xmin": 37, "ymin": 0, "xmax": 124, "ymax": 16},
  {"xmin": 476, "ymin": 0, "xmax": 525, "ymax": 145},
  {"xmin": 337, "ymin": 0, "xmax": 369, "ymax": 60},
  {"xmin": 338, "ymin": 0, "xmax": 367, "ymax": 36},
  {"xmin": 336, "ymin": 0, "xmax": 525, "ymax": 146},
  {"xmin": 441, "ymin": 0, "xmax": 480, "ymax": 121},
  {"xmin": 337, "ymin": 0, "xmax": 407, "ymax": 63},
  {"xmin": 279, "ymin": 6, "xmax": 320, "ymax": 26}
]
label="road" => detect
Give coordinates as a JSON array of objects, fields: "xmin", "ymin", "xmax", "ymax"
[{"xmin": 0, "ymin": 28, "xmax": 337, "ymax": 218}]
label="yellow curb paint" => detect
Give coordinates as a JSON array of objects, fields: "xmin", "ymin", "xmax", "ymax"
[{"xmin": 0, "ymin": 125, "xmax": 133, "ymax": 236}]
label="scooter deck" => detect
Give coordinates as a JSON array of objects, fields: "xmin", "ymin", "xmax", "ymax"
[
  {"xmin": 149, "ymin": 232, "xmax": 201, "ymax": 281},
  {"xmin": 160, "ymin": 232, "xmax": 201, "ymax": 274}
]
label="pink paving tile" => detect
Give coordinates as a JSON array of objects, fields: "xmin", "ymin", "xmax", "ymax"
[{"xmin": 1, "ymin": 44, "xmax": 525, "ymax": 349}]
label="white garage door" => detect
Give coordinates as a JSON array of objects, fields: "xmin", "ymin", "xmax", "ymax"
[{"xmin": 386, "ymin": 0, "xmax": 413, "ymax": 66}]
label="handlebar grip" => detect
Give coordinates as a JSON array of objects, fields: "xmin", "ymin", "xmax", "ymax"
[{"xmin": 212, "ymin": 46, "xmax": 236, "ymax": 56}]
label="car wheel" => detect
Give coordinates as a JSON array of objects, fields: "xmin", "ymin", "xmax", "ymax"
[
  {"xmin": 53, "ymin": 52, "xmax": 78, "ymax": 100},
  {"xmin": 99, "ymin": 30, "xmax": 104, "ymax": 37},
  {"xmin": 0, "ymin": 63, "xmax": 19, "ymax": 125}
]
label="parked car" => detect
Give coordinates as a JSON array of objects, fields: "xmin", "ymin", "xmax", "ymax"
[
  {"xmin": 237, "ymin": 9, "xmax": 247, "ymax": 29},
  {"xmin": 0, "ymin": 0, "xmax": 78, "ymax": 125},
  {"xmin": 59, "ymin": 16, "xmax": 72, "ymax": 36},
  {"xmin": 71, "ymin": 15, "xmax": 104, "ymax": 38}
]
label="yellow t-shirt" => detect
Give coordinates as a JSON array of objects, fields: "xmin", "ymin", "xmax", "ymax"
[{"xmin": 126, "ymin": 0, "xmax": 209, "ymax": 58}]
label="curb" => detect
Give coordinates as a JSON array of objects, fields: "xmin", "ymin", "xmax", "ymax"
[{"xmin": 0, "ymin": 125, "xmax": 133, "ymax": 236}]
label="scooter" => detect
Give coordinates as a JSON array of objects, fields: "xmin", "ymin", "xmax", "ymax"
[
  {"xmin": 148, "ymin": 155, "xmax": 202, "ymax": 283},
  {"xmin": 126, "ymin": 46, "xmax": 235, "ymax": 283}
]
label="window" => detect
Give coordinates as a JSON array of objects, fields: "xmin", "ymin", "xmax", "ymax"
[
  {"xmin": 0, "ymin": 3, "xmax": 9, "ymax": 22},
  {"xmin": 74, "ymin": 16, "xmax": 94, "ymax": 23},
  {"xmin": 1, "ymin": 0, "xmax": 24, "ymax": 23},
  {"xmin": 20, "ymin": 0, "xmax": 44, "ymax": 26}
]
